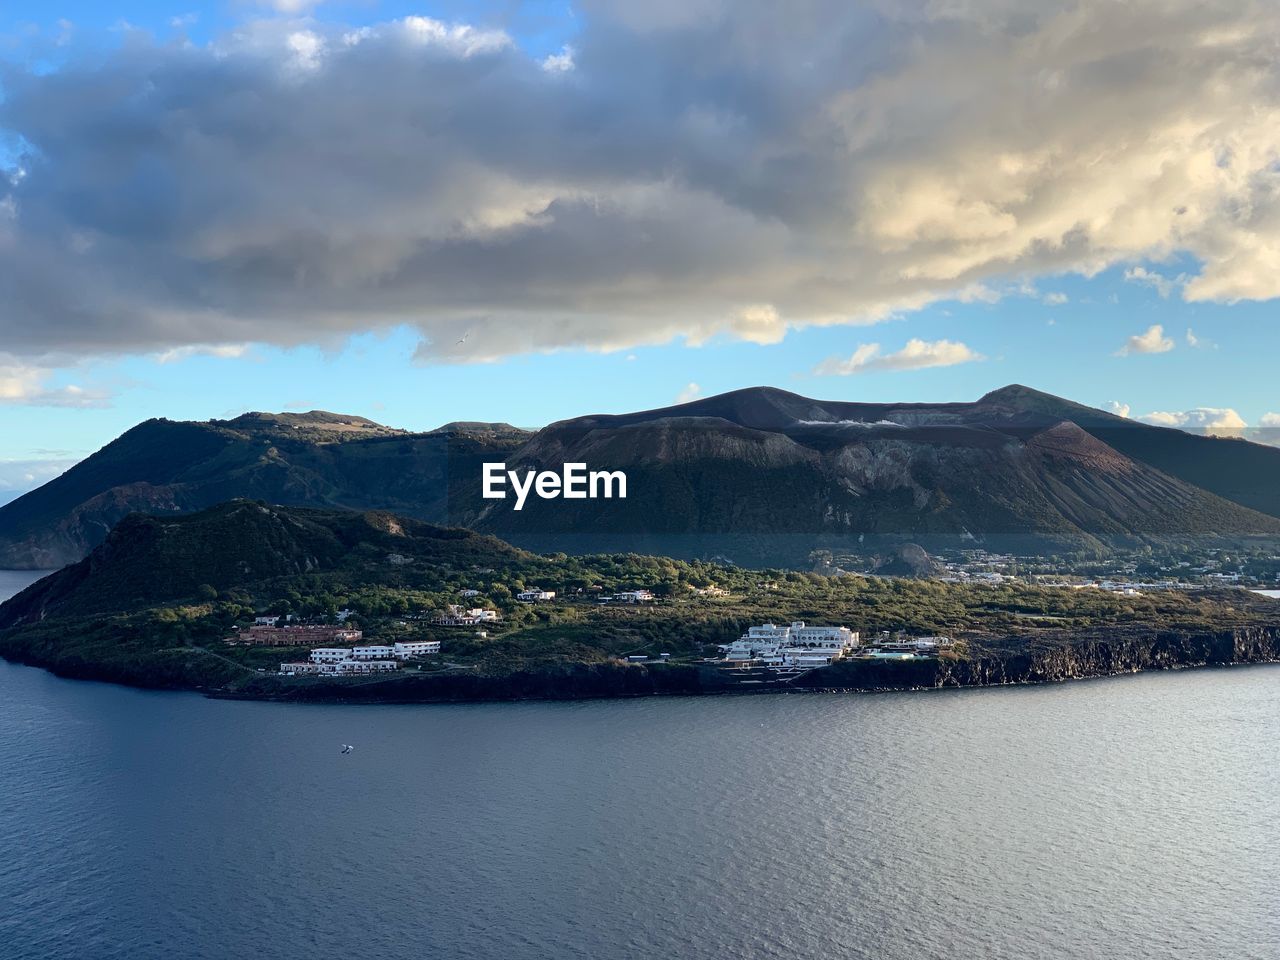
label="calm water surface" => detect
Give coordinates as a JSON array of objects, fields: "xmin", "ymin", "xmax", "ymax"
[{"xmin": 1, "ymin": 570, "xmax": 1277, "ymax": 960}]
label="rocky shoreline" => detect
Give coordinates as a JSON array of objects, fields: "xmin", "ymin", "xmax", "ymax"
[
  {"xmin": 5, "ymin": 624, "xmax": 1275, "ymax": 704},
  {"xmin": 796, "ymin": 625, "xmax": 1280, "ymax": 693}
]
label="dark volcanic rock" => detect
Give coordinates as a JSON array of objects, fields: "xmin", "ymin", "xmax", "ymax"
[
  {"xmin": 871, "ymin": 543, "xmax": 940, "ymax": 578},
  {"xmin": 0, "ymin": 414, "xmax": 528, "ymax": 568},
  {"xmin": 796, "ymin": 627, "xmax": 1280, "ymax": 692},
  {"xmin": 8, "ymin": 385, "xmax": 1280, "ymax": 568}
]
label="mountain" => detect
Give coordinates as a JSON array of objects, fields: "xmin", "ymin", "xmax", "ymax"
[
  {"xmin": 454, "ymin": 386, "xmax": 1280, "ymax": 562},
  {"xmin": 0, "ymin": 500, "xmax": 530, "ymax": 629},
  {"xmin": 0, "ymin": 411, "xmax": 528, "ymax": 568},
  {"xmin": 6, "ymin": 386, "xmax": 1280, "ymax": 569},
  {"xmin": 977, "ymin": 385, "xmax": 1280, "ymax": 518}
]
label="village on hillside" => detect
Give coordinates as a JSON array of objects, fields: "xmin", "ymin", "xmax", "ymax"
[{"xmin": 222, "ymin": 583, "xmax": 952, "ymax": 680}]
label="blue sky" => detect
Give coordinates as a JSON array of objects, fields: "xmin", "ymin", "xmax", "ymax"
[{"xmin": 2, "ymin": 2, "xmax": 1280, "ymax": 494}]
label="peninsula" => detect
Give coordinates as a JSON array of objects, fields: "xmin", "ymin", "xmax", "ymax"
[{"xmin": 1, "ymin": 500, "xmax": 1276, "ymax": 703}]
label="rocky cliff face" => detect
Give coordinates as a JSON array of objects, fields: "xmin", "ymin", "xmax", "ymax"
[
  {"xmin": 0, "ymin": 415, "xmax": 527, "ymax": 568},
  {"xmin": 797, "ymin": 627, "xmax": 1280, "ymax": 692},
  {"xmin": 213, "ymin": 627, "xmax": 1280, "ymax": 703},
  {"xmin": 458, "ymin": 407, "xmax": 1280, "ymax": 564},
  {"xmin": 9, "ymin": 385, "xmax": 1280, "ymax": 569},
  {"xmin": 3, "ymin": 613, "xmax": 1276, "ymax": 703}
]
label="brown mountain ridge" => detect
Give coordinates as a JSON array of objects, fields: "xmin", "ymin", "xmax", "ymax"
[{"xmin": 3, "ymin": 386, "xmax": 1280, "ymax": 568}]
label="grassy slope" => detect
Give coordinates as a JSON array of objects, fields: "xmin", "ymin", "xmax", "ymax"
[
  {"xmin": 2, "ymin": 501, "xmax": 1275, "ymax": 696},
  {"xmin": 0, "ymin": 416, "xmax": 526, "ymax": 568}
]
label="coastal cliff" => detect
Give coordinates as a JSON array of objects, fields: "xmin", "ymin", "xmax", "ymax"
[
  {"xmin": 205, "ymin": 627, "xmax": 1280, "ymax": 702},
  {"xmin": 2, "ymin": 619, "xmax": 1276, "ymax": 703},
  {"xmin": 796, "ymin": 626, "xmax": 1280, "ymax": 692},
  {"xmin": 4, "ymin": 501, "xmax": 1279, "ymax": 704}
]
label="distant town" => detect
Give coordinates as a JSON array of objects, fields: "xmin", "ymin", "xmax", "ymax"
[
  {"xmin": 229, "ymin": 598, "xmax": 951, "ymax": 681},
  {"xmin": 195, "ymin": 540, "xmax": 1280, "ymax": 685},
  {"xmin": 815, "ymin": 545, "xmax": 1280, "ymax": 594}
]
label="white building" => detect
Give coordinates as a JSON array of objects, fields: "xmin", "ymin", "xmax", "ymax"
[
  {"xmin": 310, "ymin": 647, "xmax": 353, "ymax": 663},
  {"xmin": 722, "ymin": 622, "xmax": 859, "ymax": 666},
  {"xmin": 854, "ymin": 636, "xmax": 952, "ymax": 660},
  {"xmin": 350, "ymin": 645, "xmax": 397, "ymax": 661},
  {"xmin": 254, "ymin": 616, "xmax": 280, "ymax": 626},
  {"xmin": 745, "ymin": 623, "xmax": 794, "ymax": 643},
  {"xmin": 783, "ymin": 651, "xmax": 842, "ymax": 667},
  {"xmin": 279, "ymin": 661, "xmax": 322, "ymax": 675},
  {"xmin": 517, "ymin": 589, "xmax": 556, "ymax": 602},
  {"xmin": 459, "ymin": 589, "xmax": 481, "ymax": 598},
  {"xmin": 432, "ymin": 605, "xmax": 501, "ymax": 626},
  {"xmin": 394, "ymin": 640, "xmax": 441, "ymax": 658},
  {"xmin": 726, "ymin": 641, "xmax": 784, "ymax": 664},
  {"xmin": 611, "ymin": 590, "xmax": 655, "ymax": 603},
  {"xmin": 789, "ymin": 624, "xmax": 859, "ymax": 649},
  {"xmin": 909, "ymin": 636, "xmax": 949, "ymax": 650},
  {"xmin": 318, "ymin": 660, "xmax": 400, "ymax": 675}
]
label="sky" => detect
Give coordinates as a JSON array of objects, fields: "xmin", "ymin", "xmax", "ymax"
[{"xmin": 2, "ymin": 1, "xmax": 1280, "ymax": 497}]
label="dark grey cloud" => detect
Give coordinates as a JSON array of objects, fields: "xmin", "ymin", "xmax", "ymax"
[{"xmin": 2, "ymin": 1, "xmax": 1280, "ymax": 365}]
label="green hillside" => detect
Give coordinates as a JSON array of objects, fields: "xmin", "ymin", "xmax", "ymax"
[
  {"xmin": 2, "ymin": 501, "xmax": 1275, "ymax": 699},
  {"xmin": 0, "ymin": 414, "xmax": 527, "ymax": 568}
]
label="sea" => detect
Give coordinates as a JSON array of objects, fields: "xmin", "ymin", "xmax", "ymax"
[{"xmin": 1, "ymin": 569, "xmax": 1277, "ymax": 960}]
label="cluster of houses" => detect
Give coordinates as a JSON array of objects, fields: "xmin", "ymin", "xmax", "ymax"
[
  {"xmin": 598, "ymin": 589, "xmax": 655, "ymax": 604},
  {"xmin": 692, "ymin": 585, "xmax": 729, "ymax": 598},
  {"xmin": 518, "ymin": 587, "xmax": 657, "ymax": 603},
  {"xmin": 226, "ymin": 624, "xmax": 364, "ymax": 648},
  {"xmin": 278, "ymin": 640, "xmax": 442, "ymax": 676},
  {"xmin": 431, "ymin": 605, "xmax": 502, "ymax": 626},
  {"xmin": 720, "ymin": 622, "xmax": 952, "ymax": 669}
]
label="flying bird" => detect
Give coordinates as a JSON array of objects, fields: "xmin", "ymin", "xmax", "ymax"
[{"xmin": 341, "ymin": 744, "xmax": 354, "ymax": 754}]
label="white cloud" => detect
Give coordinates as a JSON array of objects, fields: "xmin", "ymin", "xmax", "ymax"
[
  {"xmin": 1117, "ymin": 324, "xmax": 1174, "ymax": 356},
  {"xmin": 1136, "ymin": 407, "xmax": 1247, "ymax": 431},
  {"xmin": 676, "ymin": 382, "xmax": 701, "ymax": 403},
  {"xmin": 1251, "ymin": 413, "xmax": 1280, "ymax": 447},
  {"xmin": 264, "ymin": 0, "xmax": 322, "ymax": 13},
  {"xmin": 541, "ymin": 46, "xmax": 575, "ymax": 73},
  {"xmin": 1042, "ymin": 292, "xmax": 1068, "ymax": 306},
  {"xmin": 1107, "ymin": 401, "xmax": 1131, "ymax": 418},
  {"xmin": 1123, "ymin": 266, "xmax": 1183, "ymax": 299},
  {"xmin": 285, "ymin": 30, "xmax": 326, "ymax": 73},
  {"xmin": 814, "ymin": 338, "xmax": 984, "ymax": 376},
  {"xmin": 4, "ymin": 3, "xmax": 1280, "ymax": 364},
  {"xmin": 0, "ymin": 458, "xmax": 80, "ymax": 501},
  {"xmin": 1184, "ymin": 326, "xmax": 1215, "ymax": 349},
  {"xmin": 0, "ymin": 358, "xmax": 111, "ymax": 408},
  {"xmin": 154, "ymin": 344, "xmax": 251, "ymax": 364}
]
